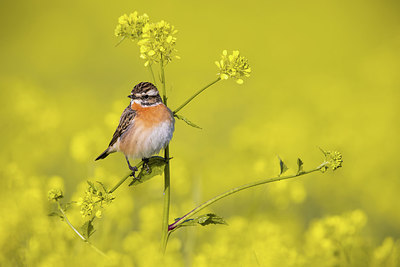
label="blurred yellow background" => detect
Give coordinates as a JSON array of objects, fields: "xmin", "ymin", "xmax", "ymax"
[{"xmin": 1, "ymin": 0, "xmax": 399, "ymax": 266}]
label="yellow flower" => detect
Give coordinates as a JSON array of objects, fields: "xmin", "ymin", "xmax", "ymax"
[
  {"xmin": 78, "ymin": 181, "xmax": 114, "ymax": 218},
  {"xmin": 320, "ymin": 149, "xmax": 343, "ymax": 172},
  {"xmin": 326, "ymin": 150, "xmax": 343, "ymax": 170},
  {"xmin": 138, "ymin": 20, "xmax": 178, "ymax": 66},
  {"xmin": 115, "ymin": 12, "xmax": 179, "ymax": 66},
  {"xmin": 215, "ymin": 50, "xmax": 251, "ymax": 84},
  {"xmin": 47, "ymin": 188, "xmax": 63, "ymax": 202},
  {"xmin": 115, "ymin": 11, "xmax": 150, "ymax": 40}
]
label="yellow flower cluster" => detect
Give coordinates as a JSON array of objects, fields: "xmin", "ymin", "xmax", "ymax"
[
  {"xmin": 321, "ymin": 150, "xmax": 343, "ymax": 171},
  {"xmin": 47, "ymin": 189, "xmax": 63, "ymax": 202},
  {"xmin": 114, "ymin": 11, "xmax": 149, "ymax": 40},
  {"xmin": 77, "ymin": 181, "xmax": 114, "ymax": 218},
  {"xmin": 215, "ymin": 50, "xmax": 251, "ymax": 84},
  {"xmin": 115, "ymin": 12, "xmax": 178, "ymax": 66},
  {"xmin": 138, "ymin": 20, "xmax": 178, "ymax": 66}
]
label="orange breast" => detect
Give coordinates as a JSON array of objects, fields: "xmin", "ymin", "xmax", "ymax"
[
  {"xmin": 118, "ymin": 103, "xmax": 174, "ymax": 158},
  {"xmin": 131, "ymin": 102, "xmax": 173, "ymax": 127}
]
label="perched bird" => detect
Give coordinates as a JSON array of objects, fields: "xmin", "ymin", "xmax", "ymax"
[{"xmin": 95, "ymin": 82, "xmax": 175, "ymax": 177}]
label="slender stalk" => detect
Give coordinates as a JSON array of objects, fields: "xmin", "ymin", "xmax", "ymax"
[
  {"xmin": 114, "ymin": 36, "xmax": 126, "ymax": 47},
  {"xmin": 108, "ymin": 173, "xmax": 131, "ymax": 194},
  {"xmin": 57, "ymin": 202, "xmax": 107, "ymax": 257},
  {"xmin": 161, "ymin": 146, "xmax": 171, "ymax": 251},
  {"xmin": 58, "ymin": 202, "xmax": 86, "ymax": 241},
  {"xmin": 173, "ymin": 77, "xmax": 221, "ymax": 114},
  {"xmin": 148, "ymin": 64, "xmax": 157, "ymax": 86},
  {"xmin": 160, "ymin": 56, "xmax": 171, "ymax": 252},
  {"xmin": 169, "ymin": 163, "xmax": 328, "ymax": 231},
  {"xmin": 160, "ymin": 57, "xmax": 167, "ymax": 101},
  {"xmin": 108, "ymin": 161, "xmax": 144, "ymax": 194}
]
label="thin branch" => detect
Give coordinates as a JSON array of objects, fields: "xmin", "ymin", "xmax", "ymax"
[
  {"xmin": 160, "ymin": 55, "xmax": 171, "ymax": 253},
  {"xmin": 57, "ymin": 202, "xmax": 108, "ymax": 257},
  {"xmin": 168, "ymin": 163, "xmax": 328, "ymax": 232},
  {"xmin": 108, "ymin": 174, "xmax": 131, "ymax": 194},
  {"xmin": 58, "ymin": 202, "xmax": 86, "ymax": 241},
  {"xmin": 148, "ymin": 64, "xmax": 157, "ymax": 86},
  {"xmin": 114, "ymin": 36, "xmax": 126, "ymax": 47},
  {"xmin": 173, "ymin": 78, "xmax": 221, "ymax": 114},
  {"xmin": 108, "ymin": 161, "xmax": 144, "ymax": 194}
]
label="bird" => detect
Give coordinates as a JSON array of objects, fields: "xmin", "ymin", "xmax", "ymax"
[{"xmin": 95, "ymin": 82, "xmax": 175, "ymax": 178}]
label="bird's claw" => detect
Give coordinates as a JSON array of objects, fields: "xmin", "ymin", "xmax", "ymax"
[
  {"xmin": 129, "ymin": 166, "xmax": 139, "ymax": 179},
  {"xmin": 144, "ymin": 162, "xmax": 150, "ymax": 174},
  {"xmin": 142, "ymin": 158, "xmax": 150, "ymax": 174}
]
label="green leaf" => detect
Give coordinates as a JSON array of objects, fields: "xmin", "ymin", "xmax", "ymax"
[
  {"xmin": 48, "ymin": 211, "xmax": 62, "ymax": 218},
  {"xmin": 174, "ymin": 114, "xmax": 202, "ymax": 129},
  {"xmin": 59, "ymin": 202, "xmax": 74, "ymax": 212},
  {"xmin": 319, "ymin": 147, "xmax": 327, "ymax": 156},
  {"xmin": 178, "ymin": 213, "xmax": 227, "ymax": 228},
  {"xmin": 279, "ymin": 157, "xmax": 288, "ymax": 176},
  {"xmin": 87, "ymin": 181, "xmax": 96, "ymax": 192},
  {"xmin": 80, "ymin": 218, "xmax": 95, "ymax": 239},
  {"xmin": 297, "ymin": 158, "xmax": 304, "ymax": 175},
  {"xmin": 96, "ymin": 181, "xmax": 108, "ymax": 192},
  {"xmin": 129, "ymin": 156, "xmax": 167, "ymax": 186}
]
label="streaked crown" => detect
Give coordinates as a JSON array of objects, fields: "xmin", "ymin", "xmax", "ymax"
[{"xmin": 128, "ymin": 82, "xmax": 162, "ymax": 106}]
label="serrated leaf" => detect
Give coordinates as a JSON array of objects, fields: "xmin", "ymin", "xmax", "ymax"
[
  {"xmin": 80, "ymin": 218, "xmax": 95, "ymax": 239},
  {"xmin": 179, "ymin": 213, "xmax": 228, "ymax": 228},
  {"xmin": 297, "ymin": 158, "xmax": 304, "ymax": 174},
  {"xmin": 174, "ymin": 114, "xmax": 202, "ymax": 129},
  {"xmin": 129, "ymin": 156, "xmax": 167, "ymax": 186},
  {"xmin": 279, "ymin": 157, "xmax": 288, "ymax": 176}
]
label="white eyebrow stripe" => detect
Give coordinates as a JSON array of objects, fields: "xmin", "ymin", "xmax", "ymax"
[{"xmin": 146, "ymin": 89, "xmax": 158, "ymax": 96}]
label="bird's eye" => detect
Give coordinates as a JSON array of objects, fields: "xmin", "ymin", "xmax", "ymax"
[{"xmin": 143, "ymin": 95, "xmax": 149, "ymax": 99}]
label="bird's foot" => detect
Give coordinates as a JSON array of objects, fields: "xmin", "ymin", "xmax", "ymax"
[
  {"xmin": 142, "ymin": 158, "xmax": 150, "ymax": 174},
  {"xmin": 129, "ymin": 166, "xmax": 139, "ymax": 179}
]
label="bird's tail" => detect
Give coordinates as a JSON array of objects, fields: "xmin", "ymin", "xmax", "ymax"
[{"xmin": 95, "ymin": 148, "xmax": 111, "ymax": 161}]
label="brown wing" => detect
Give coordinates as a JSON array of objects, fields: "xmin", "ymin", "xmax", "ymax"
[{"xmin": 108, "ymin": 105, "xmax": 136, "ymax": 147}]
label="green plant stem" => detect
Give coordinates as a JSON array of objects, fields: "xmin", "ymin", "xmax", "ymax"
[
  {"xmin": 57, "ymin": 202, "xmax": 107, "ymax": 257},
  {"xmin": 148, "ymin": 64, "xmax": 157, "ymax": 86},
  {"xmin": 160, "ymin": 56, "xmax": 171, "ymax": 252},
  {"xmin": 173, "ymin": 77, "xmax": 221, "ymax": 114},
  {"xmin": 161, "ymin": 146, "xmax": 171, "ymax": 251},
  {"xmin": 108, "ymin": 173, "xmax": 131, "ymax": 194},
  {"xmin": 160, "ymin": 58, "xmax": 167, "ymax": 101},
  {"xmin": 108, "ymin": 161, "xmax": 144, "ymax": 194},
  {"xmin": 168, "ymin": 163, "xmax": 328, "ymax": 231},
  {"xmin": 57, "ymin": 202, "xmax": 86, "ymax": 240},
  {"xmin": 114, "ymin": 36, "xmax": 126, "ymax": 47}
]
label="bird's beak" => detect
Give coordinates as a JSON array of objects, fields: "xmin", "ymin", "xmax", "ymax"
[{"xmin": 128, "ymin": 95, "xmax": 135, "ymax": 99}]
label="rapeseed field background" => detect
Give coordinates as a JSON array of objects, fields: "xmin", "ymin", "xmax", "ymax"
[{"xmin": 1, "ymin": 0, "xmax": 399, "ymax": 266}]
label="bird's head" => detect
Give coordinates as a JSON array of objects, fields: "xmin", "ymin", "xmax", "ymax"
[{"xmin": 128, "ymin": 82, "xmax": 162, "ymax": 106}]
